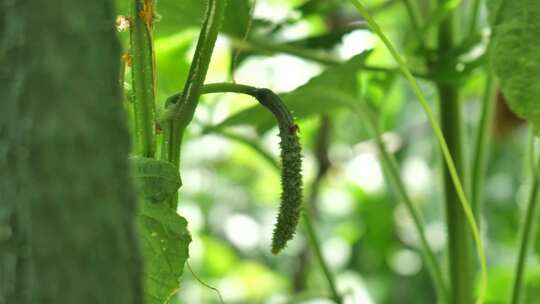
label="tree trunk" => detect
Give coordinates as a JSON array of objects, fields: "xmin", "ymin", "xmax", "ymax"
[{"xmin": 0, "ymin": 1, "xmax": 143, "ymax": 303}]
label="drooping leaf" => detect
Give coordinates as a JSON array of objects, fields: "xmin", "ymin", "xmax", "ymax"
[
  {"xmin": 489, "ymin": 0, "xmax": 540, "ymax": 131},
  {"xmin": 131, "ymin": 157, "xmax": 182, "ymax": 204},
  {"xmin": 131, "ymin": 157, "xmax": 191, "ymax": 304},
  {"xmin": 211, "ymin": 53, "xmax": 368, "ymax": 133},
  {"xmin": 138, "ymin": 204, "xmax": 191, "ymax": 304}
]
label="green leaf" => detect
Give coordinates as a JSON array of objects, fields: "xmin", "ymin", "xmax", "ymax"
[
  {"xmin": 131, "ymin": 157, "xmax": 182, "ymax": 204},
  {"xmin": 138, "ymin": 204, "xmax": 191, "ymax": 304},
  {"xmin": 131, "ymin": 157, "xmax": 190, "ymax": 303},
  {"xmin": 211, "ymin": 53, "xmax": 368, "ymax": 133},
  {"xmin": 489, "ymin": 0, "xmax": 540, "ymax": 131},
  {"xmin": 155, "ymin": 0, "xmax": 250, "ymax": 38}
]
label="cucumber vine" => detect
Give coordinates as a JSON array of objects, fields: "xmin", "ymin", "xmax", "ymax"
[
  {"xmin": 161, "ymin": 0, "xmax": 225, "ymax": 169},
  {"xmin": 130, "ymin": 0, "xmax": 157, "ymax": 157},
  {"xmin": 201, "ymin": 83, "xmax": 304, "ymax": 254}
]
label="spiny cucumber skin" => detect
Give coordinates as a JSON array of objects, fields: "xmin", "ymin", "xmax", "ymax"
[
  {"xmin": 253, "ymin": 88, "xmax": 303, "ymax": 254},
  {"xmin": 271, "ymin": 120, "xmax": 303, "ymax": 254}
]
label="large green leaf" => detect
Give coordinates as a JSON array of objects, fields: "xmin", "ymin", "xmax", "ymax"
[
  {"xmin": 210, "ymin": 53, "xmax": 368, "ymax": 133},
  {"xmin": 489, "ymin": 0, "xmax": 540, "ymax": 130},
  {"xmin": 131, "ymin": 157, "xmax": 191, "ymax": 304}
]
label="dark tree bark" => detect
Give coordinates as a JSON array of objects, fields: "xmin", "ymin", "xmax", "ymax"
[{"xmin": 0, "ymin": 1, "xmax": 143, "ymax": 303}]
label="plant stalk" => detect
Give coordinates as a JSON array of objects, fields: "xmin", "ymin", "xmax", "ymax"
[
  {"xmin": 130, "ymin": 0, "xmax": 157, "ymax": 157},
  {"xmin": 468, "ymin": 0, "xmax": 482, "ymax": 37},
  {"xmin": 159, "ymin": 0, "xmax": 224, "ymax": 210},
  {"xmin": 163, "ymin": 0, "xmax": 225, "ymax": 168},
  {"xmin": 510, "ymin": 144, "xmax": 540, "ymax": 304},
  {"xmin": 470, "ymin": 74, "xmax": 496, "ymax": 217},
  {"xmin": 435, "ymin": 5, "xmax": 474, "ymax": 303},
  {"xmin": 302, "ymin": 212, "xmax": 342, "ymax": 304},
  {"xmin": 438, "ymin": 82, "xmax": 474, "ymax": 304},
  {"xmin": 401, "ymin": 0, "xmax": 427, "ymax": 52}
]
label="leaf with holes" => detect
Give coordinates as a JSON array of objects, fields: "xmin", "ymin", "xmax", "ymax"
[
  {"xmin": 138, "ymin": 204, "xmax": 191, "ymax": 304},
  {"xmin": 131, "ymin": 157, "xmax": 190, "ymax": 303}
]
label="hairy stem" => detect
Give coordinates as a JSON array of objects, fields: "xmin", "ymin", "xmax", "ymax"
[
  {"xmin": 510, "ymin": 143, "xmax": 540, "ymax": 304},
  {"xmin": 162, "ymin": 0, "xmax": 225, "ymax": 167},
  {"xmin": 160, "ymin": 0, "xmax": 225, "ymax": 209},
  {"xmin": 130, "ymin": 0, "xmax": 157, "ymax": 157}
]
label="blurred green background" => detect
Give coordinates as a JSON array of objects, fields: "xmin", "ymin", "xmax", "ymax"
[{"xmin": 117, "ymin": 0, "xmax": 539, "ymax": 303}]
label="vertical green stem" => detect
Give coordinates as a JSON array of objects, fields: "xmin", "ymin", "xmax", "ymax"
[
  {"xmin": 438, "ymin": 83, "xmax": 473, "ymax": 304},
  {"xmin": 470, "ymin": 74, "xmax": 496, "ymax": 217},
  {"xmin": 436, "ymin": 6, "xmax": 473, "ymax": 303},
  {"xmin": 510, "ymin": 145, "xmax": 540, "ymax": 304},
  {"xmin": 302, "ymin": 213, "xmax": 342, "ymax": 304},
  {"xmin": 130, "ymin": 0, "xmax": 156, "ymax": 157},
  {"xmin": 401, "ymin": 0, "xmax": 427, "ymax": 52},
  {"xmin": 160, "ymin": 0, "xmax": 225, "ymax": 209},
  {"xmin": 468, "ymin": 0, "xmax": 482, "ymax": 37},
  {"xmin": 162, "ymin": 0, "xmax": 225, "ymax": 168},
  {"xmin": 402, "ymin": 0, "xmax": 422, "ymax": 31}
]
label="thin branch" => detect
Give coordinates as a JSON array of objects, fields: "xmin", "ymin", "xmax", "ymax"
[
  {"xmin": 470, "ymin": 73, "xmax": 496, "ymax": 217},
  {"xmin": 510, "ymin": 137, "xmax": 540, "ymax": 304}
]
